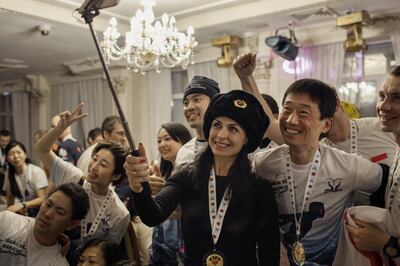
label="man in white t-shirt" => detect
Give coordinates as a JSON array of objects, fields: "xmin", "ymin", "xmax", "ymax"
[
  {"xmin": 0, "ymin": 182, "xmax": 89, "ymax": 266},
  {"xmin": 175, "ymin": 75, "xmax": 220, "ymax": 167},
  {"xmin": 234, "ymin": 53, "xmax": 382, "ymax": 265},
  {"xmin": 77, "ymin": 116, "xmax": 129, "ymax": 175},
  {"xmin": 34, "ymin": 105, "xmax": 130, "ymax": 264},
  {"xmin": 235, "ymin": 52, "xmax": 394, "ymax": 207},
  {"xmin": 334, "ymin": 65, "xmax": 400, "ymax": 265},
  {"xmin": 321, "ymin": 92, "xmax": 397, "ymax": 207}
]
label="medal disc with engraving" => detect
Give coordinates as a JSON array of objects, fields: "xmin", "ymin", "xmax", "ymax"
[
  {"xmin": 292, "ymin": 241, "xmax": 306, "ymax": 265},
  {"xmin": 203, "ymin": 250, "xmax": 225, "ymax": 266}
]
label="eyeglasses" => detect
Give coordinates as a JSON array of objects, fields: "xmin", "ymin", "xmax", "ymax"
[{"xmin": 111, "ymin": 130, "xmax": 126, "ymax": 137}]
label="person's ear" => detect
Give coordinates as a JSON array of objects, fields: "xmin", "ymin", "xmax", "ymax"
[
  {"xmin": 321, "ymin": 117, "xmax": 333, "ymax": 134},
  {"xmin": 103, "ymin": 130, "xmax": 111, "ymax": 142}
]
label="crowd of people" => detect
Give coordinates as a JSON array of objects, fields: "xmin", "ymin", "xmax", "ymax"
[{"xmin": 0, "ymin": 52, "xmax": 399, "ymax": 266}]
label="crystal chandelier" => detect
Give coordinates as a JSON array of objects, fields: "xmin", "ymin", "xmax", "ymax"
[{"xmin": 101, "ymin": 0, "xmax": 198, "ymax": 75}]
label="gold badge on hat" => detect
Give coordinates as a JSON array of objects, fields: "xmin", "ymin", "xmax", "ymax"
[{"xmin": 234, "ymin": 99, "xmax": 247, "ymax": 109}]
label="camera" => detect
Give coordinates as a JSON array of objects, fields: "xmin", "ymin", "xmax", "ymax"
[{"xmin": 38, "ymin": 24, "xmax": 52, "ymax": 36}]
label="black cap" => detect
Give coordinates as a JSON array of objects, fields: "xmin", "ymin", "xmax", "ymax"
[
  {"xmin": 183, "ymin": 75, "xmax": 220, "ymax": 101},
  {"xmin": 203, "ymin": 90, "xmax": 269, "ymax": 153}
]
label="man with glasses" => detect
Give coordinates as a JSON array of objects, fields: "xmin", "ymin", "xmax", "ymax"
[{"xmin": 77, "ymin": 116, "xmax": 128, "ymax": 174}]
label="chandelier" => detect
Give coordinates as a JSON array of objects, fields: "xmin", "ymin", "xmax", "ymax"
[{"xmin": 101, "ymin": 0, "xmax": 198, "ymax": 75}]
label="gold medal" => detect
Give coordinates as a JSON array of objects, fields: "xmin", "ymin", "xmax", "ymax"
[
  {"xmin": 203, "ymin": 250, "xmax": 225, "ymax": 266},
  {"xmin": 292, "ymin": 241, "xmax": 306, "ymax": 265}
]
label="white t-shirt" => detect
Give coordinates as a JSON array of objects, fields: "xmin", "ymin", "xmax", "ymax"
[
  {"xmin": 0, "ymin": 211, "xmax": 68, "ymax": 266},
  {"xmin": 175, "ymin": 138, "xmax": 208, "ymax": 167},
  {"xmin": 322, "ymin": 117, "xmax": 397, "ymax": 166},
  {"xmin": 50, "ymin": 157, "xmax": 130, "ymax": 243},
  {"xmin": 77, "ymin": 144, "xmax": 96, "ymax": 175},
  {"xmin": 3, "ymin": 163, "xmax": 48, "ymax": 201},
  {"xmin": 248, "ymin": 141, "xmax": 279, "ymax": 162},
  {"xmin": 253, "ymin": 143, "xmax": 382, "ymax": 265}
]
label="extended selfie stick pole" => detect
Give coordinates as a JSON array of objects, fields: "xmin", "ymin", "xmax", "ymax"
[{"xmin": 81, "ymin": 8, "xmax": 137, "ymax": 152}]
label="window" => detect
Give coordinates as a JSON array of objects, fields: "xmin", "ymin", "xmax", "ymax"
[
  {"xmin": 338, "ymin": 42, "xmax": 395, "ymax": 117},
  {"xmin": 171, "ymin": 70, "xmax": 188, "ymax": 125}
]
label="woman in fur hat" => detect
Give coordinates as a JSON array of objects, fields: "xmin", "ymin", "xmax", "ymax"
[{"xmin": 125, "ymin": 90, "xmax": 280, "ymax": 266}]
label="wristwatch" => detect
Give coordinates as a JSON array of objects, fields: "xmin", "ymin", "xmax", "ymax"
[{"xmin": 383, "ymin": 236, "xmax": 400, "ymax": 258}]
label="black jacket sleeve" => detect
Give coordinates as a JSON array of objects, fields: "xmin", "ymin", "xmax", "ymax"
[
  {"xmin": 131, "ymin": 169, "xmax": 188, "ymax": 227},
  {"xmin": 256, "ymin": 177, "xmax": 281, "ymax": 266}
]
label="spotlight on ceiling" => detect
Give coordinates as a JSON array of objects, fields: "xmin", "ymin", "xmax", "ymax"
[{"xmin": 265, "ymin": 22, "xmax": 299, "ymax": 61}]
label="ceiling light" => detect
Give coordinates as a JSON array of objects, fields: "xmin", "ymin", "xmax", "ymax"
[{"xmin": 101, "ymin": 0, "xmax": 198, "ymax": 75}]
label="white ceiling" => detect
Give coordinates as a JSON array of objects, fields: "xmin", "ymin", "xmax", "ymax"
[{"xmin": 0, "ymin": 0, "xmax": 399, "ymax": 82}]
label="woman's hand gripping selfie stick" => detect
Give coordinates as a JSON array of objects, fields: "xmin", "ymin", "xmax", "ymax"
[{"xmin": 80, "ymin": 5, "xmax": 151, "ymax": 193}]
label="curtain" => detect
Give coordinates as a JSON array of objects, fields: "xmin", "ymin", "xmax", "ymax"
[
  {"xmin": 146, "ymin": 69, "xmax": 172, "ymax": 160},
  {"xmin": 187, "ymin": 61, "xmax": 231, "ymax": 93},
  {"xmin": 51, "ymin": 78, "xmax": 112, "ymax": 148},
  {"xmin": 391, "ymin": 32, "xmax": 400, "ymax": 64},
  {"xmin": 11, "ymin": 92, "xmax": 39, "ymax": 160},
  {"xmin": 294, "ymin": 42, "xmax": 345, "ymax": 88}
]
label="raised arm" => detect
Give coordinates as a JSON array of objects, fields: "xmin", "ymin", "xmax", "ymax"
[
  {"xmin": 34, "ymin": 103, "xmax": 88, "ymax": 170},
  {"xmin": 233, "ymin": 52, "xmax": 284, "ymax": 145}
]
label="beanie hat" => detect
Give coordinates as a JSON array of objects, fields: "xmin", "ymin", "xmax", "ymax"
[
  {"xmin": 203, "ymin": 90, "xmax": 270, "ymax": 153},
  {"xmin": 183, "ymin": 76, "xmax": 220, "ymax": 101}
]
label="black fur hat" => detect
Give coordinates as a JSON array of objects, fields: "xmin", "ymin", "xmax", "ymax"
[
  {"xmin": 183, "ymin": 75, "xmax": 220, "ymax": 101},
  {"xmin": 203, "ymin": 90, "xmax": 269, "ymax": 152}
]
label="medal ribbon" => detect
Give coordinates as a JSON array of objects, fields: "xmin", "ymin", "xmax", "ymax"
[
  {"xmin": 349, "ymin": 120, "xmax": 358, "ymax": 154},
  {"xmin": 285, "ymin": 148, "xmax": 321, "ymax": 241},
  {"xmin": 208, "ymin": 168, "xmax": 231, "ymax": 246},
  {"xmin": 386, "ymin": 148, "xmax": 400, "ymax": 212},
  {"xmin": 81, "ymin": 183, "xmax": 113, "ymax": 237}
]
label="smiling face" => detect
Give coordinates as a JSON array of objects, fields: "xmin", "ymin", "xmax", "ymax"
[
  {"xmin": 6, "ymin": 144, "xmax": 27, "ymax": 169},
  {"xmin": 34, "ymin": 191, "xmax": 77, "ymax": 238},
  {"xmin": 87, "ymin": 149, "xmax": 117, "ymax": 188},
  {"xmin": 279, "ymin": 93, "xmax": 332, "ymax": 148},
  {"xmin": 78, "ymin": 245, "xmax": 106, "ymax": 266},
  {"xmin": 157, "ymin": 128, "xmax": 182, "ymax": 163},
  {"xmin": 208, "ymin": 116, "xmax": 248, "ymax": 160},
  {"xmin": 183, "ymin": 93, "xmax": 211, "ymax": 130},
  {"xmin": 377, "ymin": 74, "xmax": 400, "ymax": 136}
]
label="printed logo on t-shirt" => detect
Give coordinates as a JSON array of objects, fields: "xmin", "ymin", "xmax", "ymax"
[
  {"xmin": 324, "ymin": 178, "xmax": 343, "ymax": 193},
  {"xmin": 280, "ymin": 202, "xmax": 325, "ymax": 244},
  {"xmin": 84, "ymin": 215, "xmax": 113, "ymax": 236},
  {"xmin": 0, "ymin": 238, "xmax": 27, "ymax": 257},
  {"xmin": 58, "ymin": 148, "xmax": 68, "ymax": 159},
  {"xmin": 271, "ymin": 174, "xmax": 288, "ymax": 195}
]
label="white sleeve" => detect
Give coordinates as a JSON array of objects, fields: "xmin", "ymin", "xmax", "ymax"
[
  {"xmin": 175, "ymin": 146, "xmax": 190, "ymax": 167},
  {"xmin": 2, "ymin": 170, "xmax": 9, "ymax": 193},
  {"xmin": 252, "ymin": 149, "xmax": 275, "ymax": 179},
  {"xmin": 251, "ymin": 152, "xmax": 260, "ymax": 175},
  {"xmin": 30, "ymin": 165, "xmax": 48, "ymax": 190},
  {"xmin": 77, "ymin": 148, "xmax": 91, "ymax": 175},
  {"xmin": 108, "ymin": 212, "xmax": 130, "ymax": 243},
  {"xmin": 353, "ymin": 156, "xmax": 382, "ymax": 193},
  {"xmin": 50, "ymin": 157, "xmax": 83, "ymax": 186}
]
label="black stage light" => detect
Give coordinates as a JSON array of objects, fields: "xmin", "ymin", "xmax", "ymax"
[{"xmin": 265, "ymin": 35, "xmax": 298, "ymax": 61}]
